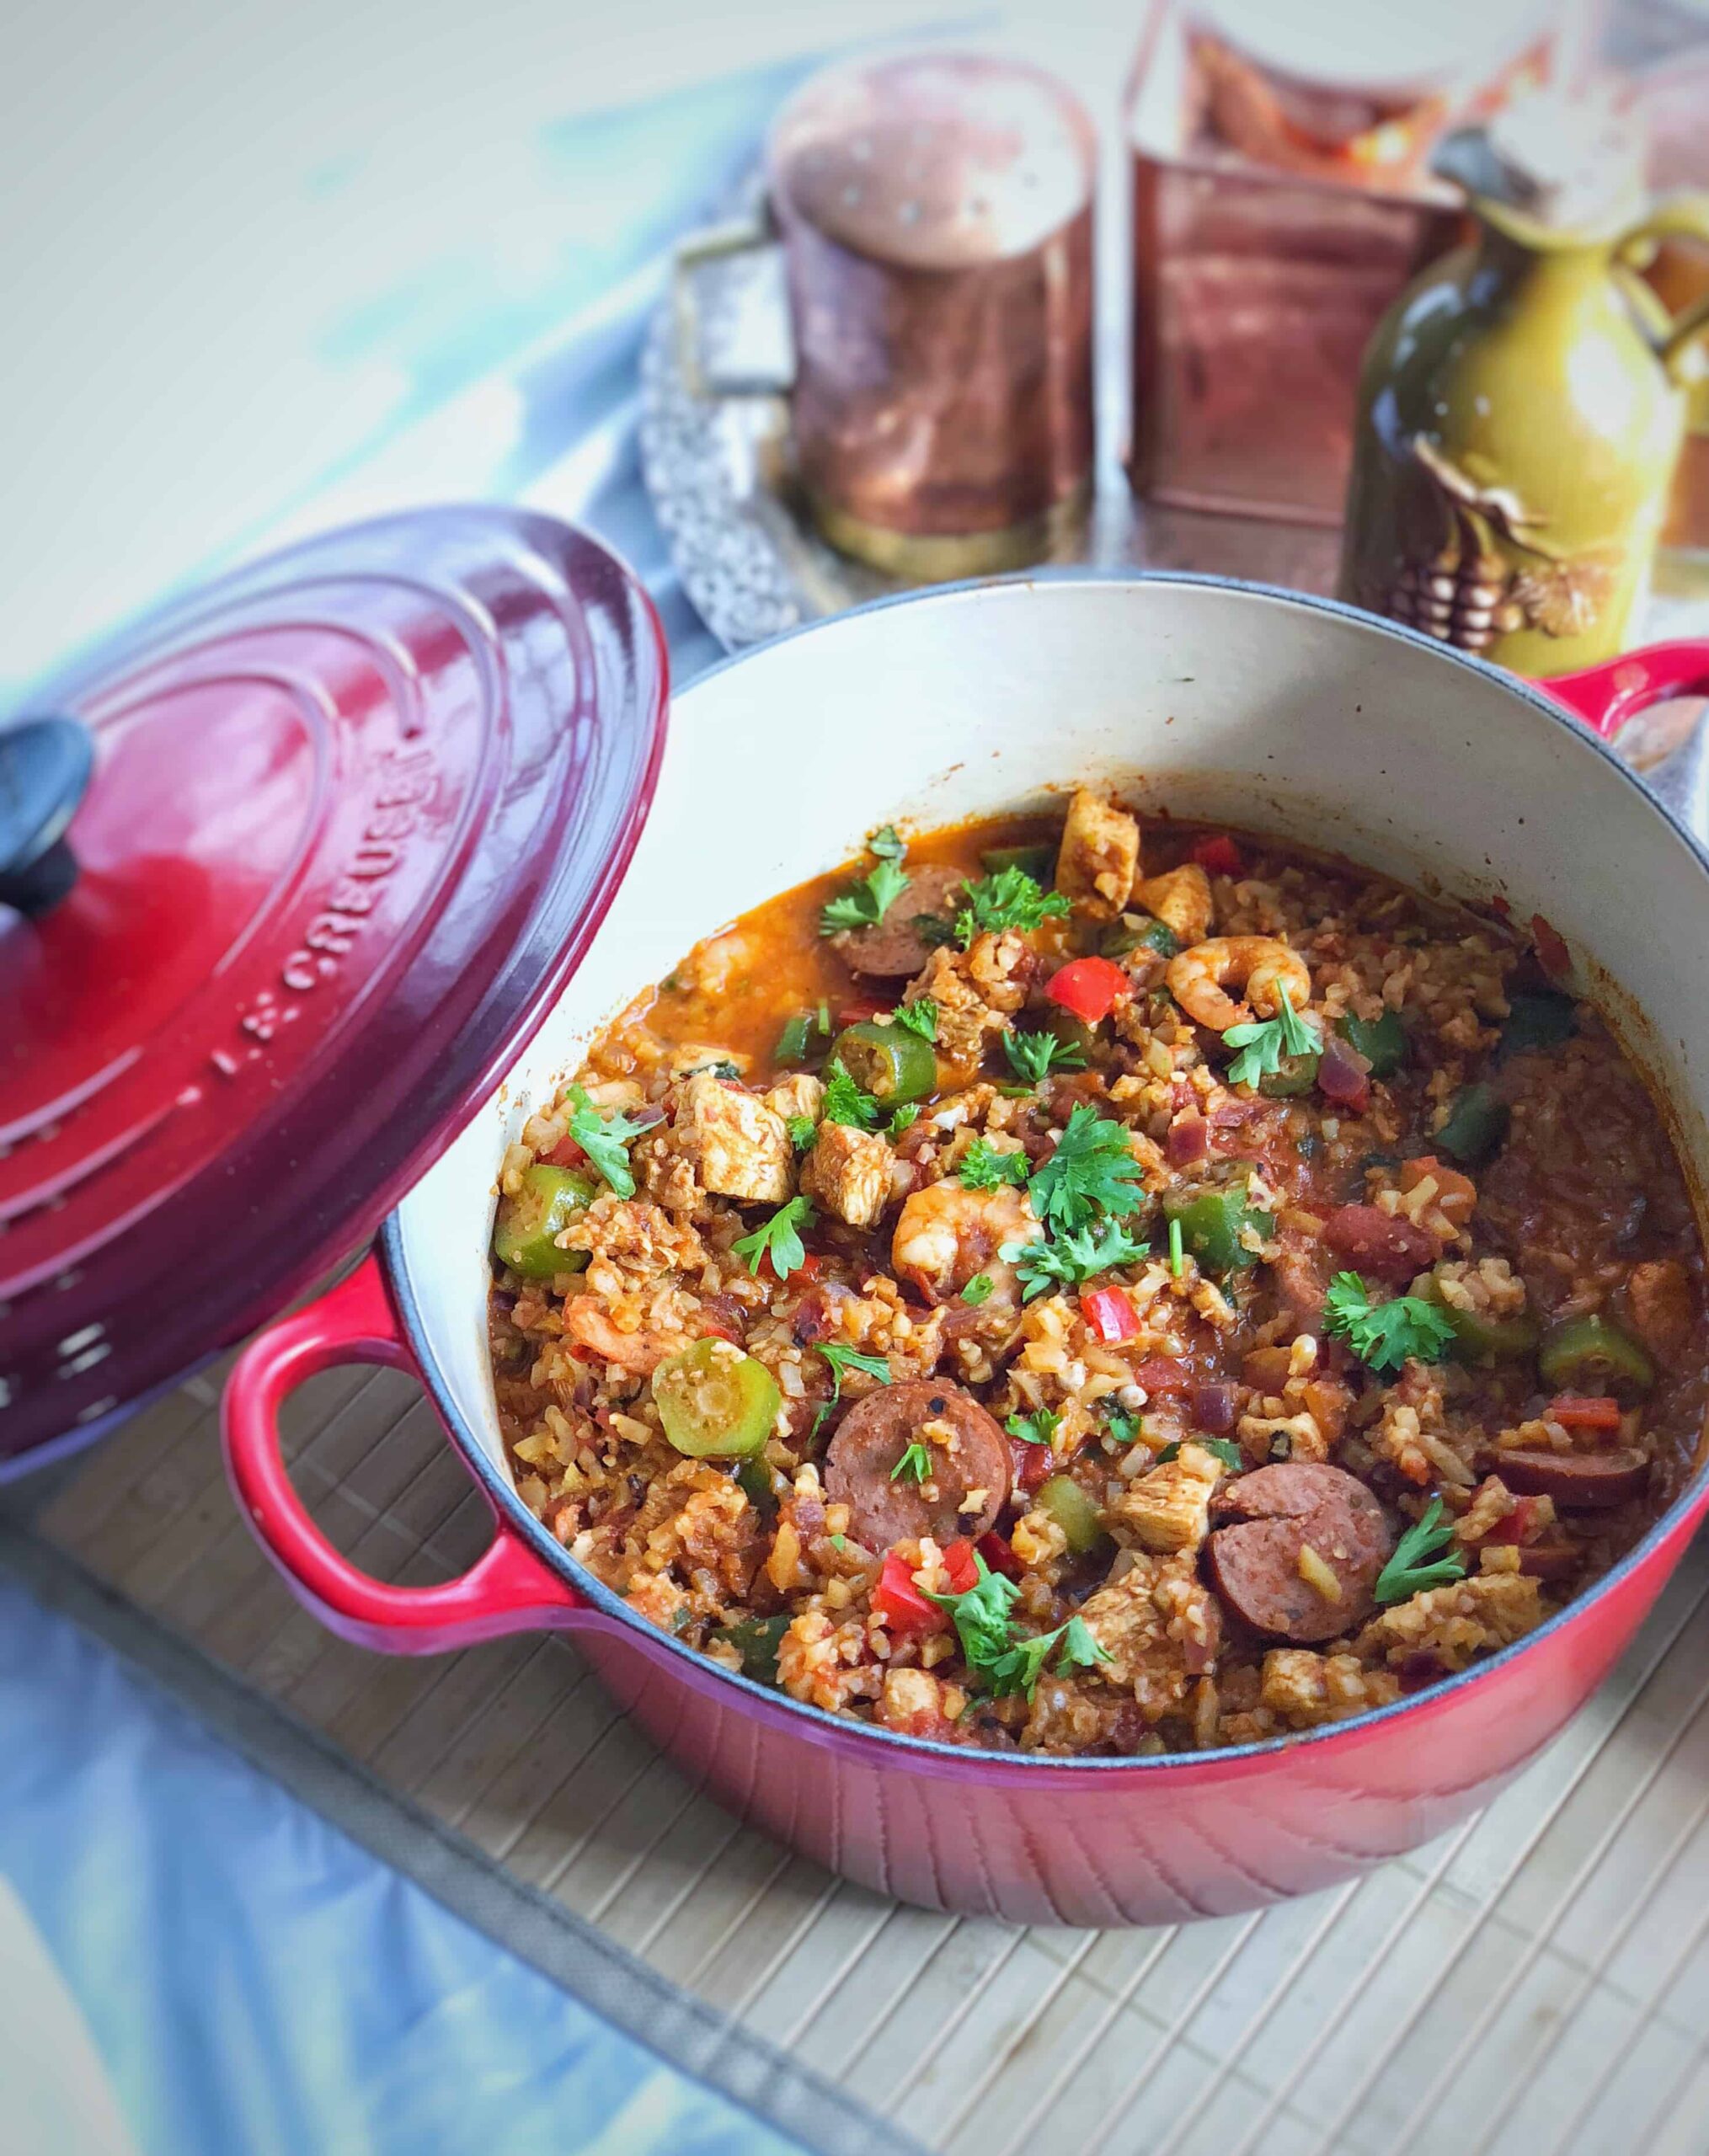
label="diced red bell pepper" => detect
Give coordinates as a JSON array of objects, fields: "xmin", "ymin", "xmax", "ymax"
[
  {"xmin": 836, "ymin": 1000, "xmax": 884, "ymax": 1027},
  {"xmin": 1081, "ymin": 1283, "xmax": 1140, "ymax": 1344},
  {"xmin": 976, "ymin": 1531, "xmax": 1021, "ymax": 1580},
  {"xmin": 547, "ymin": 1134, "xmax": 590, "ymax": 1169},
  {"xmin": 1044, "ymin": 955, "xmax": 1129, "ymax": 1025},
  {"xmin": 942, "ymin": 1538, "xmax": 980, "ymax": 1594},
  {"xmin": 874, "ymin": 1553, "xmax": 944, "ymax": 1637},
  {"xmin": 1191, "ymin": 833, "xmax": 1243, "ymax": 878},
  {"xmin": 1488, "ymin": 1495, "xmax": 1542, "ymax": 1545},
  {"xmin": 761, "ymin": 1249, "xmax": 821, "ymax": 1285},
  {"xmin": 1547, "ymin": 1394, "xmax": 1623, "ymax": 1430}
]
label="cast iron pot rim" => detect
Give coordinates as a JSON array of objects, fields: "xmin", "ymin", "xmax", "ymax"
[{"xmin": 382, "ymin": 568, "xmax": 1709, "ymax": 1775}]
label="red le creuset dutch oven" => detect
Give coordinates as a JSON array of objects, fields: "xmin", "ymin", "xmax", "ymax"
[
  {"xmin": 9, "ymin": 510, "xmax": 1709, "ymax": 1925},
  {"xmin": 219, "ymin": 554, "xmax": 1709, "ymax": 1927}
]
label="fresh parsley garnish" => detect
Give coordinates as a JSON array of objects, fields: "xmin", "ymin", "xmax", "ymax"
[
  {"xmin": 1002, "ymin": 1029, "xmax": 1087, "ymax": 1084},
  {"xmin": 893, "ymin": 999, "xmax": 937, "ymax": 1042},
  {"xmin": 929, "ymin": 1556, "xmax": 1111, "ymax": 1699},
  {"xmin": 954, "ymin": 866, "xmax": 1070, "ymax": 947},
  {"xmin": 821, "ymin": 1058, "xmax": 881, "ymax": 1131},
  {"xmin": 1005, "ymin": 1219, "xmax": 1151, "ymax": 1300},
  {"xmin": 1324, "ymin": 1270, "xmax": 1455, "ymax": 1374},
  {"xmin": 813, "ymin": 1342, "xmax": 893, "ymax": 1399},
  {"xmin": 890, "ymin": 1441, "xmax": 932, "ymax": 1484},
  {"xmin": 1006, "ymin": 1406, "xmax": 1060, "ymax": 1447},
  {"xmin": 786, "ymin": 1114, "xmax": 817, "ymax": 1152},
  {"xmin": 961, "ymin": 1273, "xmax": 995, "ymax": 1306},
  {"xmin": 1375, "ymin": 1495, "xmax": 1467, "ymax": 1605},
  {"xmin": 1221, "ymin": 982, "xmax": 1319, "ymax": 1090},
  {"xmin": 1101, "ymin": 1405, "xmax": 1140, "ymax": 1446},
  {"xmin": 820, "ymin": 833, "xmax": 911, "ymax": 937},
  {"xmin": 888, "ymin": 1104, "xmax": 919, "ymax": 1138},
  {"xmin": 566, "ymin": 1086, "xmax": 653, "ymax": 1198},
  {"xmin": 1027, "ymin": 1106, "xmax": 1149, "ymax": 1234},
  {"xmin": 732, "ymin": 1196, "xmax": 816, "ymax": 1279},
  {"xmin": 1155, "ymin": 1437, "xmax": 1243, "ymax": 1471},
  {"xmin": 959, "ymin": 1138, "xmax": 1030, "ymax": 1192}
]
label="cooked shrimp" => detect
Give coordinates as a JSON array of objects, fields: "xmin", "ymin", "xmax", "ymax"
[
  {"xmin": 1135, "ymin": 864, "xmax": 1213, "ymax": 947},
  {"xmin": 1167, "ymin": 937, "xmax": 1312, "ymax": 1032},
  {"xmin": 890, "ymin": 1180, "xmax": 1041, "ymax": 1300},
  {"xmin": 562, "ymin": 1297, "xmax": 685, "ymax": 1374}
]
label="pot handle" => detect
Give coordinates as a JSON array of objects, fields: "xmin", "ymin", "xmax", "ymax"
[
  {"xmin": 222, "ymin": 1254, "xmax": 590, "ymax": 1656},
  {"xmin": 1544, "ymin": 640, "xmax": 1709, "ymax": 742}
]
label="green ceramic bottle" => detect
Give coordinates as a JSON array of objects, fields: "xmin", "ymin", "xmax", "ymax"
[{"xmin": 1340, "ymin": 108, "xmax": 1709, "ymax": 676}]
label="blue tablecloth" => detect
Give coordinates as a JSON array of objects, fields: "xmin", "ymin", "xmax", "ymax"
[{"xmin": 0, "ymin": 46, "xmax": 874, "ymax": 2156}]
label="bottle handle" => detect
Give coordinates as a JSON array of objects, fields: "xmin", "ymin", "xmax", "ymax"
[{"xmin": 1616, "ymin": 193, "xmax": 1709, "ymax": 387}]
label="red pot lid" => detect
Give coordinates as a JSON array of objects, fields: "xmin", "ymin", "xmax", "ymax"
[{"xmin": 0, "ymin": 508, "xmax": 667, "ymax": 1465}]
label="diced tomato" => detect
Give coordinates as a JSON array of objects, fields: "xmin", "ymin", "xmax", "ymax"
[
  {"xmin": 696, "ymin": 1323, "xmax": 740, "ymax": 1344},
  {"xmin": 836, "ymin": 1000, "xmax": 884, "ymax": 1027},
  {"xmin": 1191, "ymin": 833, "xmax": 1243, "ymax": 878},
  {"xmin": 1081, "ymin": 1283, "xmax": 1140, "ymax": 1344},
  {"xmin": 761, "ymin": 1249, "xmax": 822, "ymax": 1284},
  {"xmin": 1044, "ymin": 955, "xmax": 1129, "ymax": 1025},
  {"xmin": 977, "ymin": 1531, "xmax": 1021, "ymax": 1580},
  {"xmin": 874, "ymin": 1553, "xmax": 944, "ymax": 1637},
  {"xmin": 547, "ymin": 1134, "xmax": 590, "ymax": 1169},
  {"xmin": 1547, "ymin": 1394, "xmax": 1623, "ymax": 1430},
  {"xmin": 942, "ymin": 1538, "xmax": 980, "ymax": 1594}
]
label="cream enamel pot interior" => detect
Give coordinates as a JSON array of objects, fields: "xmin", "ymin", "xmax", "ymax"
[{"xmin": 224, "ymin": 574, "xmax": 1709, "ymax": 1926}]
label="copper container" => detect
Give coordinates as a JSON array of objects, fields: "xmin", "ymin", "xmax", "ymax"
[
  {"xmin": 1124, "ymin": 1, "xmax": 1567, "ymax": 526},
  {"xmin": 764, "ymin": 53, "xmax": 1097, "ymax": 579}
]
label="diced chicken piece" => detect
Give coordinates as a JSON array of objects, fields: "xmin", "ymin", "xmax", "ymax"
[
  {"xmin": 878, "ymin": 1665, "xmax": 968, "ymax": 1737},
  {"xmin": 1454, "ymin": 1475, "xmax": 1518, "ymax": 1547},
  {"xmin": 1259, "ymin": 1649, "xmax": 1401, "ymax": 1729},
  {"xmin": 1134, "ymin": 863, "xmax": 1212, "ymax": 946},
  {"xmin": 1076, "ymin": 1551, "xmax": 1221, "ymax": 1721},
  {"xmin": 776, "ymin": 1608, "xmax": 877, "ymax": 1713},
  {"xmin": 1627, "ymin": 1257, "xmax": 1694, "ymax": 1365},
  {"xmin": 1112, "ymin": 1441, "xmax": 1225, "ymax": 1554},
  {"xmin": 673, "ymin": 1073, "xmax": 793, "ymax": 1203},
  {"xmin": 1055, "ymin": 788, "xmax": 1140, "ymax": 919},
  {"xmin": 766, "ymin": 1071, "xmax": 825, "ymax": 1128},
  {"xmin": 909, "ymin": 931, "xmax": 1030, "ymax": 1070},
  {"xmin": 1357, "ymin": 1570, "xmax": 1542, "ymax": 1673},
  {"xmin": 800, "ymin": 1120, "xmax": 894, "ymax": 1228}
]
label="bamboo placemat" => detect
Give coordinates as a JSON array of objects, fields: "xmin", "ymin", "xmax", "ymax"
[{"xmin": 8, "ymin": 1352, "xmax": 1709, "ymax": 2156}]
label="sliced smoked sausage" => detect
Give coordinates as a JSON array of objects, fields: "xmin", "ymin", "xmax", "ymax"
[
  {"xmin": 1494, "ymin": 1448, "xmax": 1650, "ymax": 1510},
  {"xmin": 1206, "ymin": 1462, "xmax": 1390, "ymax": 1642},
  {"xmin": 825, "ymin": 1379, "xmax": 1011, "ymax": 1550},
  {"xmin": 1322, "ymin": 1204, "xmax": 1439, "ymax": 1283},
  {"xmin": 830, "ymin": 863, "xmax": 967, "ymax": 979}
]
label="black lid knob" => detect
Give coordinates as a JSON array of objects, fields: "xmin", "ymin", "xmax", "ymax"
[{"xmin": 0, "ymin": 716, "xmax": 94, "ymax": 919}]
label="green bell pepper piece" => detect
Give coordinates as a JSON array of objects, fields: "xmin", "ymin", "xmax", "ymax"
[
  {"xmin": 1161, "ymin": 1168, "xmax": 1273, "ymax": 1275},
  {"xmin": 1103, "ymin": 914, "xmax": 1180, "ymax": 960},
  {"xmin": 1537, "ymin": 1314, "xmax": 1655, "ymax": 1396},
  {"xmin": 735, "ymin": 1454, "xmax": 778, "ymax": 1511},
  {"xmin": 1337, "ymin": 1008, "xmax": 1407, "ymax": 1079},
  {"xmin": 1434, "ymin": 1083, "xmax": 1510, "ymax": 1167},
  {"xmin": 831, "ymin": 1020, "xmax": 937, "ymax": 1104},
  {"xmin": 1036, "ymin": 1474, "xmax": 1108, "ymax": 1556},
  {"xmin": 654, "ymin": 1339, "xmax": 782, "ymax": 1459},
  {"xmin": 1498, "ymin": 990, "xmax": 1576, "ymax": 1059},
  {"xmin": 710, "ymin": 1613, "xmax": 792, "ymax": 1684},
  {"xmin": 980, "ymin": 842, "xmax": 1058, "ymax": 884},
  {"xmin": 492, "ymin": 1164, "xmax": 595, "ymax": 1278},
  {"xmin": 774, "ymin": 1012, "xmax": 814, "ymax": 1063}
]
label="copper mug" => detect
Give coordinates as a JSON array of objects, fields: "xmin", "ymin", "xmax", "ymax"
[{"xmin": 675, "ymin": 51, "xmax": 1097, "ymax": 581}]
